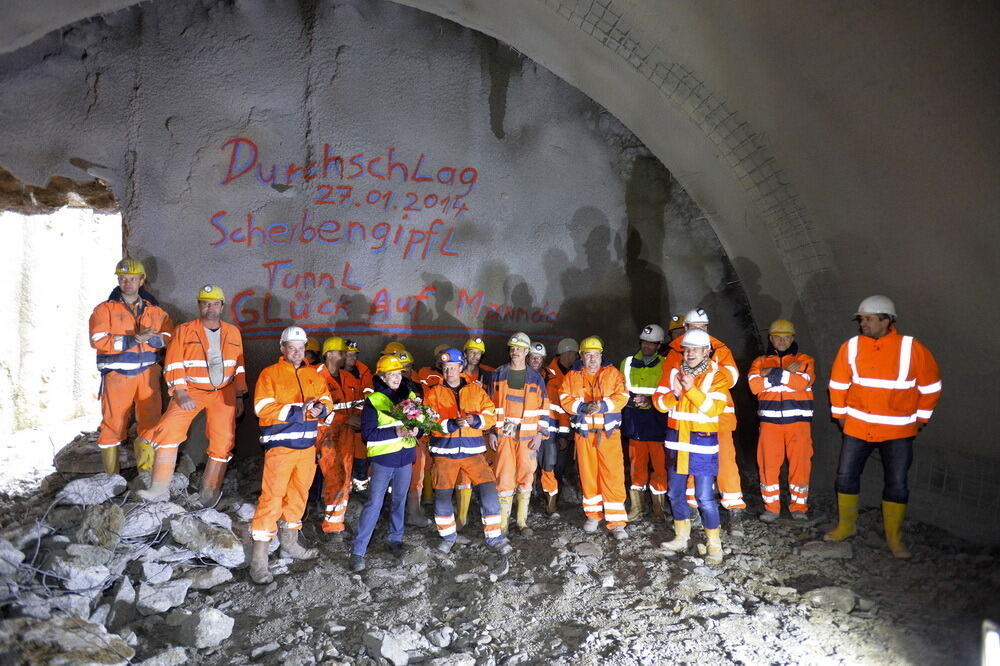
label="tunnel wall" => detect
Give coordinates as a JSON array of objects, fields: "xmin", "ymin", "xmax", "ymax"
[{"xmin": 1, "ymin": 0, "xmax": 997, "ymax": 542}]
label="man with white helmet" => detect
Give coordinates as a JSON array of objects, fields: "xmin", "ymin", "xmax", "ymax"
[
  {"xmin": 89, "ymin": 259, "xmax": 174, "ymax": 475},
  {"xmin": 487, "ymin": 332, "xmax": 550, "ymax": 536},
  {"xmin": 748, "ymin": 319, "xmax": 815, "ymax": 522},
  {"xmin": 248, "ymin": 326, "xmax": 333, "ymax": 583},
  {"xmin": 665, "ymin": 308, "xmax": 746, "ymax": 530},
  {"xmin": 825, "ymin": 295, "xmax": 941, "ymax": 559},
  {"xmin": 620, "ymin": 324, "xmax": 669, "ymax": 521},
  {"xmin": 654, "ymin": 329, "xmax": 731, "ymax": 564},
  {"xmin": 138, "ymin": 284, "xmax": 247, "ymax": 503},
  {"xmin": 559, "ymin": 336, "xmax": 631, "ymax": 539}
]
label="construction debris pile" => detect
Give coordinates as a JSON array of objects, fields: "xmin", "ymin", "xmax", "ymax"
[{"xmin": 0, "ymin": 431, "xmax": 997, "ymax": 665}]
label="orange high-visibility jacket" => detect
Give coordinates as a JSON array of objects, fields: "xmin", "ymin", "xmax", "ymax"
[
  {"xmin": 416, "ymin": 365, "xmax": 443, "ymax": 388},
  {"xmin": 254, "ymin": 357, "xmax": 333, "ymax": 450},
  {"xmin": 545, "ymin": 358, "xmax": 572, "ymax": 436},
  {"xmin": 653, "ymin": 360, "xmax": 730, "ymax": 473},
  {"xmin": 89, "ymin": 289, "xmax": 174, "ymax": 376},
  {"xmin": 558, "ymin": 362, "xmax": 629, "ymax": 436},
  {"xmin": 748, "ymin": 348, "xmax": 815, "ymax": 425},
  {"xmin": 828, "ymin": 329, "xmax": 941, "ymax": 441},
  {"xmin": 316, "ymin": 364, "xmax": 352, "ymax": 427},
  {"xmin": 424, "ymin": 380, "xmax": 497, "ymax": 458},
  {"xmin": 163, "ymin": 319, "xmax": 247, "ymax": 395},
  {"xmin": 489, "ymin": 364, "xmax": 550, "ymax": 440},
  {"xmin": 665, "ymin": 334, "xmax": 738, "ymax": 430}
]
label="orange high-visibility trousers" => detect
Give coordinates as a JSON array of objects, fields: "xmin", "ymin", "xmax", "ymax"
[
  {"xmin": 540, "ymin": 469, "xmax": 558, "ymax": 496},
  {"xmin": 575, "ymin": 430, "xmax": 628, "ymax": 528},
  {"xmin": 687, "ymin": 429, "xmax": 745, "ymax": 509},
  {"xmin": 493, "ymin": 436, "xmax": 539, "ymax": 497},
  {"xmin": 409, "ymin": 440, "xmax": 430, "ymax": 492},
  {"xmin": 628, "ymin": 439, "xmax": 667, "ymax": 494},
  {"xmin": 318, "ymin": 424, "xmax": 354, "ymax": 532},
  {"xmin": 141, "ymin": 384, "xmax": 237, "ymax": 462},
  {"xmin": 757, "ymin": 421, "xmax": 812, "ymax": 513},
  {"xmin": 251, "ymin": 446, "xmax": 317, "ymax": 540},
  {"xmin": 97, "ymin": 367, "xmax": 163, "ymax": 449}
]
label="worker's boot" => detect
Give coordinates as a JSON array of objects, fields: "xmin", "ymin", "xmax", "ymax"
[
  {"xmin": 498, "ymin": 495, "xmax": 514, "ymax": 536},
  {"xmin": 100, "ymin": 447, "xmax": 120, "ymax": 476},
  {"xmin": 660, "ymin": 519, "xmax": 691, "ymax": 552},
  {"xmin": 279, "ymin": 528, "xmax": 318, "ymax": 560},
  {"xmin": 882, "ymin": 501, "xmax": 912, "ymax": 559},
  {"xmin": 546, "ymin": 492, "xmax": 559, "ymax": 517},
  {"xmin": 198, "ymin": 458, "xmax": 228, "ymax": 507},
  {"xmin": 137, "ymin": 447, "xmax": 177, "ymax": 502},
  {"xmin": 515, "ymin": 491, "xmax": 533, "ymax": 537},
  {"xmin": 823, "ymin": 493, "xmax": 859, "ymax": 542},
  {"xmin": 455, "ymin": 488, "xmax": 473, "ymax": 528},
  {"xmin": 249, "ymin": 540, "xmax": 273, "ymax": 584},
  {"xmin": 406, "ymin": 490, "xmax": 430, "ymax": 527},
  {"xmin": 705, "ymin": 527, "xmax": 723, "ymax": 565},
  {"xmin": 627, "ymin": 489, "xmax": 644, "ymax": 521},
  {"xmin": 650, "ymin": 493, "xmax": 666, "ymax": 519},
  {"xmin": 132, "ymin": 438, "xmax": 155, "ymax": 472}
]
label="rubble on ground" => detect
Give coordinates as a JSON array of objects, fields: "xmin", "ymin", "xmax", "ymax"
[{"xmin": 0, "ymin": 433, "xmax": 997, "ymax": 664}]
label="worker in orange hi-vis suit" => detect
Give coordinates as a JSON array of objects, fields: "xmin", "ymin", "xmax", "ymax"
[
  {"xmin": 248, "ymin": 326, "xmax": 333, "ymax": 584},
  {"xmin": 409, "ymin": 344, "xmax": 449, "ymax": 514},
  {"xmin": 342, "ymin": 339, "xmax": 374, "ymax": 488},
  {"xmin": 315, "ymin": 336, "xmax": 361, "ymax": 537},
  {"xmin": 304, "ymin": 337, "xmax": 322, "ymax": 366},
  {"xmin": 487, "ymin": 332, "xmax": 549, "ymax": 536},
  {"xmin": 138, "ymin": 284, "xmax": 247, "ymax": 504},
  {"xmin": 543, "ymin": 338, "xmax": 579, "ymax": 509},
  {"xmin": 559, "ymin": 336, "xmax": 631, "ymax": 540},
  {"xmin": 424, "ymin": 348, "xmax": 512, "ymax": 556},
  {"xmin": 529, "ymin": 342, "xmax": 565, "ymax": 517},
  {"xmin": 825, "ymin": 295, "xmax": 941, "ymax": 559},
  {"xmin": 748, "ymin": 319, "xmax": 815, "ymax": 523},
  {"xmin": 653, "ymin": 328, "xmax": 731, "ymax": 565},
  {"xmin": 665, "ymin": 308, "xmax": 746, "ymax": 531},
  {"xmin": 89, "ymin": 259, "xmax": 174, "ymax": 474}
]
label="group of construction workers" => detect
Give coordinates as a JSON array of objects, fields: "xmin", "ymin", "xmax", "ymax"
[{"xmin": 90, "ymin": 259, "xmax": 941, "ymax": 582}]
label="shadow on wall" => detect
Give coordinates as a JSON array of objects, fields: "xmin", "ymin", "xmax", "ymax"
[{"xmin": 625, "ymin": 155, "xmax": 671, "ymax": 328}]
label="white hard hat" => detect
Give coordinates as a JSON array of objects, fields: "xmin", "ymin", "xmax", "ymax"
[
  {"xmin": 530, "ymin": 341, "xmax": 546, "ymax": 357},
  {"xmin": 855, "ymin": 295, "xmax": 897, "ymax": 319},
  {"xmin": 508, "ymin": 332, "xmax": 531, "ymax": 349},
  {"xmin": 556, "ymin": 338, "xmax": 579, "ymax": 354},
  {"xmin": 280, "ymin": 326, "xmax": 309, "ymax": 344},
  {"xmin": 685, "ymin": 308, "xmax": 709, "ymax": 325},
  {"xmin": 639, "ymin": 324, "xmax": 665, "ymax": 343},
  {"xmin": 681, "ymin": 329, "xmax": 712, "ymax": 348}
]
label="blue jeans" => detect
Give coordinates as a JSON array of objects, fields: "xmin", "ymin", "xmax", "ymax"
[
  {"xmin": 667, "ymin": 464, "xmax": 720, "ymax": 529},
  {"xmin": 351, "ymin": 462, "xmax": 412, "ymax": 556},
  {"xmin": 834, "ymin": 435, "xmax": 913, "ymax": 503}
]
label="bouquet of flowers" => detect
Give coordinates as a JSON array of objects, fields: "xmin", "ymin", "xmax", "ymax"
[{"xmin": 389, "ymin": 397, "xmax": 444, "ymax": 434}]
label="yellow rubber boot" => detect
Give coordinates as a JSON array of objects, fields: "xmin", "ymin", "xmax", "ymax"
[
  {"xmin": 705, "ymin": 527, "xmax": 723, "ymax": 564},
  {"xmin": 882, "ymin": 501, "xmax": 912, "ymax": 559},
  {"xmin": 455, "ymin": 487, "xmax": 473, "ymax": 527},
  {"xmin": 132, "ymin": 438, "xmax": 155, "ymax": 472},
  {"xmin": 823, "ymin": 493, "xmax": 859, "ymax": 542},
  {"xmin": 100, "ymin": 447, "xmax": 120, "ymax": 475},
  {"xmin": 627, "ymin": 489, "xmax": 644, "ymax": 521},
  {"xmin": 498, "ymin": 495, "xmax": 514, "ymax": 536},
  {"xmin": 515, "ymin": 491, "xmax": 533, "ymax": 536},
  {"xmin": 660, "ymin": 519, "xmax": 691, "ymax": 552}
]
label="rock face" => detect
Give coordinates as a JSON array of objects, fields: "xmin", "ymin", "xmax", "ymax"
[
  {"xmin": 55, "ymin": 473, "xmax": 127, "ymax": 505},
  {"xmin": 804, "ymin": 587, "xmax": 856, "ymax": 613},
  {"xmin": 168, "ymin": 515, "xmax": 245, "ymax": 568},
  {"xmin": 0, "ymin": 538, "xmax": 24, "ymax": 575},
  {"xmin": 75, "ymin": 502, "xmax": 125, "ymax": 547},
  {"xmin": 120, "ymin": 502, "xmax": 186, "ymax": 539},
  {"xmin": 175, "ymin": 608, "xmax": 235, "ymax": 648},
  {"xmin": 0, "ymin": 616, "xmax": 135, "ymax": 665},
  {"xmin": 136, "ymin": 578, "xmax": 192, "ymax": 616}
]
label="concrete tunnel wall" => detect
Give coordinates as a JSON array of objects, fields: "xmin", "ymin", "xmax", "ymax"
[{"xmin": 0, "ymin": 0, "xmax": 997, "ymax": 542}]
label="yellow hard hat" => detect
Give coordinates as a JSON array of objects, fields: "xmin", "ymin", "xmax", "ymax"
[
  {"xmin": 507, "ymin": 332, "xmax": 531, "ymax": 349},
  {"xmin": 579, "ymin": 336, "xmax": 604, "ymax": 352},
  {"xmin": 376, "ymin": 355, "xmax": 405, "ymax": 374},
  {"xmin": 114, "ymin": 258, "xmax": 146, "ymax": 277},
  {"xmin": 463, "ymin": 337, "xmax": 486, "ymax": 352},
  {"xmin": 769, "ymin": 319, "xmax": 796, "ymax": 335},
  {"xmin": 322, "ymin": 337, "xmax": 348, "ymax": 355},
  {"xmin": 305, "ymin": 337, "xmax": 321, "ymax": 354},
  {"xmin": 381, "ymin": 341, "xmax": 407, "ymax": 356},
  {"xmin": 668, "ymin": 314, "xmax": 685, "ymax": 332},
  {"xmin": 345, "ymin": 338, "xmax": 359, "ymax": 352},
  {"xmin": 198, "ymin": 284, "xmax": 226, "ymax": 302},
  {"xmin": 395, "ymin": 350, "xmax": 414, "ymax": 366}
]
